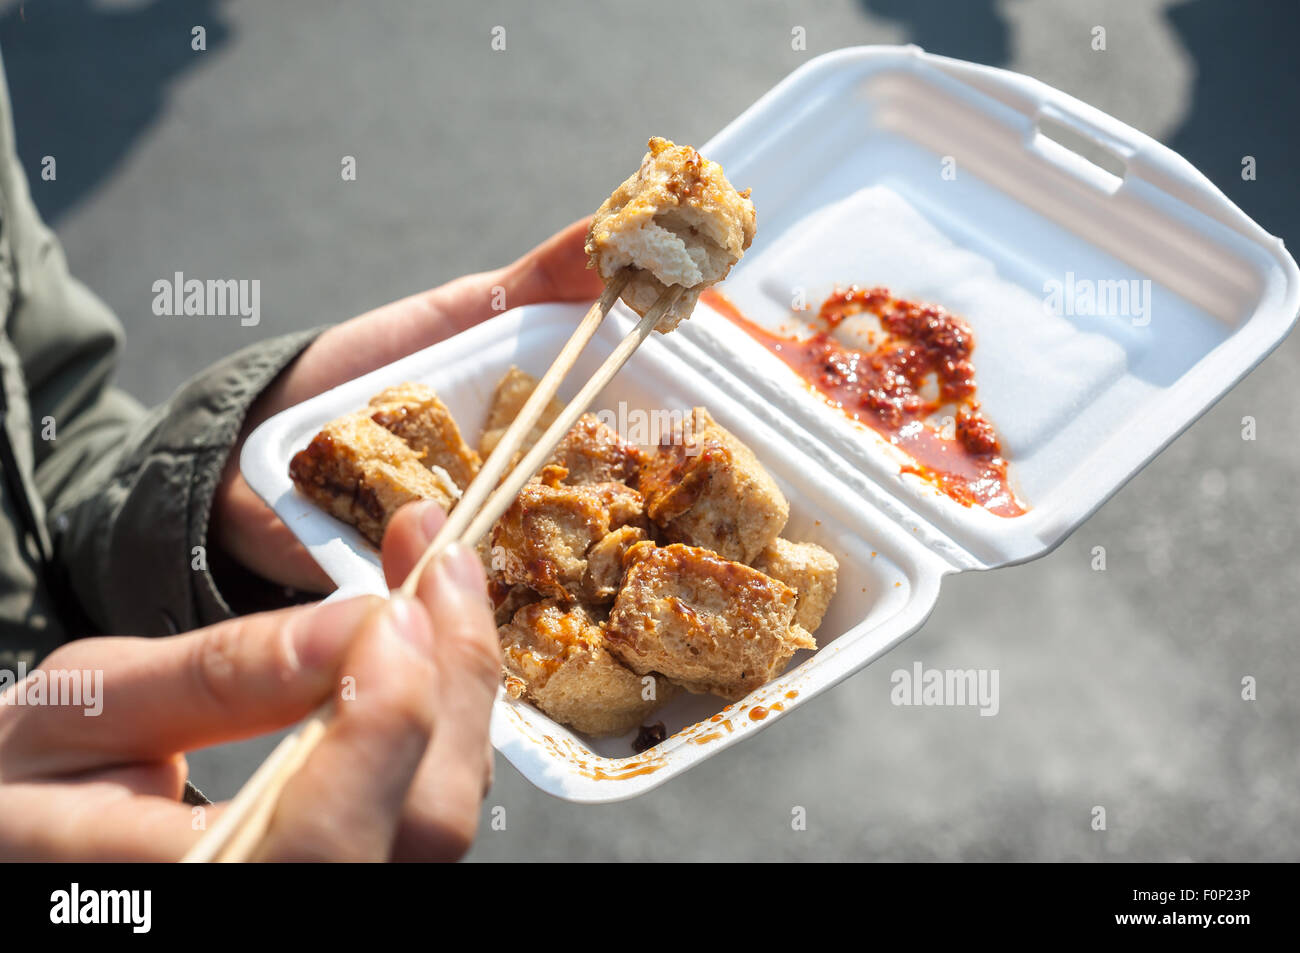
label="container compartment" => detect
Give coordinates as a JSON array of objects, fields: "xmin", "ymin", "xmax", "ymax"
[
  {"xmin": 675, "ymin": 47, "xmax": 1298, "ymax": 568},
  {"xmin": 243, "ymin": 304, "xmax": 950, "ymax": 801}
]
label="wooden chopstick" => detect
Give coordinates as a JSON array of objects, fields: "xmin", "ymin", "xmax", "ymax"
[
  {"xmin": 398, "ymin": 282, "xmax": 684, "ymax": 596},
  {"xmin": 181, "ymin": 275, "xmax": 631, "ymax": 864},
  {"xmin": 180, "ymin": 703, "xmax": 331, "ymax": 862},
  {"xmin": 182, "ymin": 278, "xmax": 682, "ymax": 863},
  {"xmin": 448, "ymin": 284, "xmax": 684, "ymax": 560},
  {"xmin": 401, "ymin": 271, "xmax": 629, "ymax": 572}
]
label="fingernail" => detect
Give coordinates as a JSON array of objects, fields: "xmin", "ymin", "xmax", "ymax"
[
  {"xmin": 289, "ymin": 595, "xmax": 380, "ymax": 671},
  {"xmin": 419, "ymin": 501, "xmax": 448, "ymax": 543},
  {"xmin": 436, "ymin": 543, "xmax": 487, "ymax": 598},
  {"xmin": 384, "ymin": 595, "xmax": 434, "ymax": 658}
]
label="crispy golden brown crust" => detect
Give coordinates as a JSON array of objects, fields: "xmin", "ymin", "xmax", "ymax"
[
  {"xmin": 290, "ymin": 367, "xmax": 838, "ymax": 739},
  {"xmin": 638, "ymin": 407, "xmax": 788, "ymax": 563},
  {"xmin": 586, "ymin": 137, "xmax": 756, "ymax": 332},
  {"xmin": 367, "ymin": 383, "xmax": 481, "ymax": 491},
  {"xmin": 489, "ymin": 470, "xmax": 647, "ymax": 601},
  {"xmin": 478, "ymin": 366, "xmax": 564, "ymax": 460},
  {"xmin": 753, "ymin": 538, "xmax": 840, "ymax": 633},
  {"xmin": 549, "ymin": 412, "xmax": 642, "ymax": 485},
  {"xmin": 499, "ymin": 600, "xmax": 674, "ymax": 736},
  {"xmin": 605, "ymin": 542, "xmax": 814, "ymax": 701},
  {"xmin": 288, "ymin": 412, "xmax": 454, "ymax": 545},
  {"xmin": 491, "ymin": 482, "xmax": 607, "ymax": 600}
]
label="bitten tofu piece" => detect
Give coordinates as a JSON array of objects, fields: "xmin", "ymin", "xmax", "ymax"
[
  {"xmin": 586, "ymin": 137, "xmax": 756, "ymax": 332},
  {"xmin": 499, "ymin": 600, "xmax": 674, "ymax": 737},
  {"xmin": 479, "ymin": 367, "xmax": 564, "ymax": 459},
  {"xmin": 367, "ymin": 382, "xmax": 480, "ymax": 491},
  {"xmin": 549, "ymin": 413, "xmax": 642, "ymax": 485},
  {"xmin": 606, "ymin": 542, "xmax": 815, "ymax": 701},
  {"xmin": 289, "ymin": 413, "xmax": 455, "ymax": 546},
  {"xmin": 490, "ymin": 468, "xmax": 647, "ymax": 601},
  {"xmin": 637, "ymin": 407, "xmax": 788, "ymax": 563},
  {"xmin": 753, "ymin": 538, "xmax": 840, "ymax": 633}
]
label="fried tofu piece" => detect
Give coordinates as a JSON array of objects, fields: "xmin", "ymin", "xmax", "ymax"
[
  {"xmin": 549, "ymin": 413, "xmax": 641, "ymax": 485},
  {"xmin": 753, "ymin": 538, "xmax": 839, "ymax": 633},
  {"xmin": 637, "ymin": 407, "xmax": 788, "ymax": 563},
  {"xmin": 586, "ymin": 137, "xmax": 756, "ymax": 332},
  {"xmin": 606, "ymin": 542, "xmax": 815, "ymax": 701},
  {"xmin": 289, "ymin": 413, "xmax": 454, "ymax": 546},
  {"xmin": 582, "ymin": 524, "xmax": 648, "ymax": 604},
  {"xmin": 367, "ymin": 382, "xmax": 480, "ymax": 491},
  {"xmin": 480, "ymin": 373, "xmax": 641, "ymax": 488},
  {"xmin": 484, "ymin": 367, "xmax": 557, "ymax": 432},
  {"xmin": 499, "ymin": 600, "xmax": 674, "ymax": 736},
  {"xmin": 479, "ymin": 367, "xmax": 564, "ymax": 459},
  {"xmin": 489, "ymin": 470, "xmax": 647, "ymax": 601},
  {"xmin": 491, "ymin": 483, "xmax": 606, "ymax": 600}
]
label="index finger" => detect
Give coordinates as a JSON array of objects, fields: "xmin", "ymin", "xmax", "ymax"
[{"xmin": 0, "ymin": 595, "xmax": 381, "ymax": 780}]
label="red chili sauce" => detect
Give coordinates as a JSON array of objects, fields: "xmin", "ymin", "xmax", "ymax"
[{"xmin": 701, "ymin": 287, "xmax": 1025, "ymax": 518}]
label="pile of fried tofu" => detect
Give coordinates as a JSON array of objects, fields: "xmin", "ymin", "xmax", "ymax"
[{"xmin": 290, "ymin": 368, "xmax": 839, "ymax": 741}]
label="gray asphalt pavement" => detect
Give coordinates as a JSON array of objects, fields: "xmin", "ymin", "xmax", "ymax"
[{"xmin": 3, "ymin": 0, "xmax": 1297, "ymax": 860}]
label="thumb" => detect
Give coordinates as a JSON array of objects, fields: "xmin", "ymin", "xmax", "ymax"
[{"xmin": 251, "ymin": 594, "xmax": 439, "ymax": 860}]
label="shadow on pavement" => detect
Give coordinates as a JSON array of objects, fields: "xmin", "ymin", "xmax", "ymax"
[
  {"xmin": 860, "ymin": 0, "xmax": 1010, "ymax": 65},
  {"xmin": 0, "ymin": 0, "xmax": 231, "ymax": 224},
  {"xmin": 1164, "ymin": 0, "xmax": 1299, "ymax": 244}
]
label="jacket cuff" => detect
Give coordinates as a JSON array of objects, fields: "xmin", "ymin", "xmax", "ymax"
[{"xmin": 59, "ymin": 328, "xmax": 322, "ymax": 636}]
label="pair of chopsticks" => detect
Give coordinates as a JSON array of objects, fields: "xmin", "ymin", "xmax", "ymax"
[{"xmin": 182, "ymin": 273, "xmax": 682, "ymax": 862}]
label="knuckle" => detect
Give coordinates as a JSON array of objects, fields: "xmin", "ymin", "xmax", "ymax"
[{"xmin": 190, "ymin": 621, "xmax": 252, "ymax": 714}]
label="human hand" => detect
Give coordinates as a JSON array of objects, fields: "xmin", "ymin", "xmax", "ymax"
[{"xmin": 0, "ymin": 500, "xmax": 499, "ymax": 861}]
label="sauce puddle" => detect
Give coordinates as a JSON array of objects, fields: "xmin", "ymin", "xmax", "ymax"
[{"xmin": 702, "ymin": 287, "xmax": 1025, "ymax": 518}]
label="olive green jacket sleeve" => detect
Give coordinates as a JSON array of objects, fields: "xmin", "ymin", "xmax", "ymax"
[{"xmin": 0, "ymin": 49, "xmax": 319, "ymax": 668}]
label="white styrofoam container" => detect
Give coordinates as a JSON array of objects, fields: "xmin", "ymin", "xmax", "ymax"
[{"xmin": 242, "ymin": 47, "xmax": 1299, "ymax": 802}]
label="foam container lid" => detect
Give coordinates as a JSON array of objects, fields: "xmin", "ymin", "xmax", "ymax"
[{"xmin": 242, "ymin": 47, "xmax": 1299, "ymax": 802}]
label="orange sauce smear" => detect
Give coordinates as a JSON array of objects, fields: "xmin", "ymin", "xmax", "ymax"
[
  {"xmin": 576, "ymin": 762, "xmax": 664, "ymax": 781},
  {"xmin": 702, "ymin": 288, "xmax": 1025, "ymax": 518}
]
